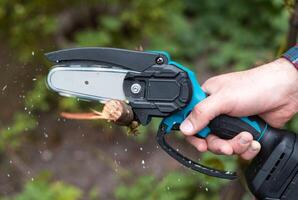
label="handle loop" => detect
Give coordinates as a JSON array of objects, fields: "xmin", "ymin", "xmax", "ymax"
[{"xmin": 156, "ymin": 123, "xmax": 237, "ymax": 180}]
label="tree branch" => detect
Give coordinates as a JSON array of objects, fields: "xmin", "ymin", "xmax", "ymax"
[{"xmin": 61, "ymin": 100, "xmax": 135, "ymax": 126}]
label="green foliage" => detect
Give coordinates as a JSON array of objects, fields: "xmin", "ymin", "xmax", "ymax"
[
  {"xmin": 115, "ymin": 172, "xmax": 200, "ymax": 200},
  {"xmin": 74, "ymin": 0, "xmax": 186, "ymax": 53},
  {"xmin": 58, "ymin": 98, "xmax": 81, "ymax": 112},
  {"xmin": 0, "ymin": 1, "xmax": 56, "ymax": 61},
  {"xmin": 0, "ymin": 113, "xmax": 36, "ymax": 151},
  {"xmin": 288, "ymin": 115, "xmax": 298, "ymax": 132},
  {"xmin": 115, "ymin": 170, "xmax": 232, "ymax": 200},
  {"xmin": 185, "ymin": 0, "xmax": 288, "ymax": 70},
  {"xmin": 199, "ymin": 152, "xmax": 235, "ymax": 191},
  {"xmin": 88, "ymin": 186, "xmax": 101, "ymax": 200},
  {"xmin": 0, "ymin": 175, "xmax": 82, "ymax": 200},
  {"xmin": 76, "ymin": 0, "xmax": 289, "ymax": 71},
  {"xmin": 0, "ymin": 77, "xmax": 48, "ymax": 152},
  {"xmin": 24, "ymin": 77, "xmax": 50, "ymax": 112},
  {"xmin": 114, "ymin": 151, "xmax": 237, "ymax": 200}
]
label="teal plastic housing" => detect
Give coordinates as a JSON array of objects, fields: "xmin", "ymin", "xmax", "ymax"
[{"xmin": 158, "ymin": 52, "xmax": 265, "ymax": 138}]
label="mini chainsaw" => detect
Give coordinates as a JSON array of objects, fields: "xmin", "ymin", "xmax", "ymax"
[{"xmin": 46, "ymin": 47, "xmax": 298, "ymax": 200}]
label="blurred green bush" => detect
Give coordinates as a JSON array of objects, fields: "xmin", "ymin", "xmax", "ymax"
[
  {"xmin": 115, "ymin": 152, "xmax": 236, "ymax": 200},
  {"xmin": 0, "ymin": 174, "xmax": 82, "ymax": 200}
]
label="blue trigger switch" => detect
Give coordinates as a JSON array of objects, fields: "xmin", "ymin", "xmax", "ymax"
[{"xmin": 198, "ymin": 127, "xmax": 211, "ymax": 138}]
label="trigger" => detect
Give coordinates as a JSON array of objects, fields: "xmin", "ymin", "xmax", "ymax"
[{"xmin": 196, "ymin": 126, "xmax": 211, "ymax": 138}]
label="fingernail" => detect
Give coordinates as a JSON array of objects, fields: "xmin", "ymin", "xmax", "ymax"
[
  {"xmin": 240, "ymin": 137, "xmax": 249, "ymax": 145},
  {"xmin": 180, "ymin": 120, "xmax": 193, "ymax": 133},
  {"xmin": 250, "ymin": 141, "xmax": 261, "ymax": 151}
]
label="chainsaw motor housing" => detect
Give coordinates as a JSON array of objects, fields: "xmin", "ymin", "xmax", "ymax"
[{"xmin": 245, "ymin": 129, "xmax": 298, "ymax": 200}]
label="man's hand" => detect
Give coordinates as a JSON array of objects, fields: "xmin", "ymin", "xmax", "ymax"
[{"xmin": 180, "ymin": 58, "xmax": 298, "ymax": 160}]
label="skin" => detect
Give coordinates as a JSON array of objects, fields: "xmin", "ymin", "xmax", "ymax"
[{"xmin": 180, "ymin": 58, "xmax": 298, "ymax": 160}]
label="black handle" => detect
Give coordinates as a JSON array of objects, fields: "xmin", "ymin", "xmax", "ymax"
[{"xmin": 209, "ymin": 115, "xmax": 267, "ymax": 141}]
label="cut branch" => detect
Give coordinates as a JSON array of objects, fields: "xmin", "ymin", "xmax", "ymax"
[{"xmin": 61, "ymin": 100, "xmax": 134, "ymax": 126}]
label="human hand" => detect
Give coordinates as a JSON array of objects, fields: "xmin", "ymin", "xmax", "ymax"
[{"xmin": 180, "ymin": 58, "xmax": 298, "ymax": 160}]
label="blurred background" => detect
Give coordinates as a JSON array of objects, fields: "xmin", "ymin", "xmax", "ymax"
[{"xmin": 0, "ymin": 0, "xmax": 298, "ymax": 199}]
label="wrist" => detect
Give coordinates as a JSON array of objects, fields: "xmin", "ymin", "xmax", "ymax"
[
  {"xmin": 272, "ymin": 58, "xmax": 298, "ymax": 80},
  {"xmin": 282, "ymin": 45, "xmax": 298, "ymax": 70},
  {"xmin": 272, "ymin": 58, "xmax": 298, "ymax": 111},
  {"xmin": 273, "ymin": 58, "xmax": 298, "ymax": 76}
]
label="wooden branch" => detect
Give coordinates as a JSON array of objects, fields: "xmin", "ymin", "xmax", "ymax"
[
  {"xmin": 101, "ymin": 100, "xmax": 134, "ymax": 126},
  {"xmin": 61, "ymin": 100, "xmax": 134, "ymax": 126}
]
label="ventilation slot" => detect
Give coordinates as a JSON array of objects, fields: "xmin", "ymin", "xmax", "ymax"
[{"xmin": 266, "ymin": 153, "xmax": 285, "ymax": 181}]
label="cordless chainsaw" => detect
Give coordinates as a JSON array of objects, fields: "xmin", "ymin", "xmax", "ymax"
[{"xmin": 46, "ymin": 47, "xmax": 298, "ymax": 200}]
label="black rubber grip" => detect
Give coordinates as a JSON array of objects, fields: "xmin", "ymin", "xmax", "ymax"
[{"xmin": 209, "ymin": 115, "xmax": 267, "ymax": 140}]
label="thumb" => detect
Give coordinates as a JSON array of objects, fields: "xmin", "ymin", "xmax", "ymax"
[{"xmin": 180, "ymin": 95, "xmax": 225, "ymax": 135}]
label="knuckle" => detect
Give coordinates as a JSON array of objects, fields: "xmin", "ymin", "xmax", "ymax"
[
  {"xmin": 240, "ymin": 131, "xmax": 253, "ymax": 140},
  {"xmin": 282, "ymin": 110, "xmax": 294, "ymax": 122},
  {"xmin": 274, "ymin": 121, "xmax": 285, "ymax": 128},
  {"xmin": 213, "ymin": 148, "xmax": 221, "ymax": 155},
  {"xmin": 194, "ymin": 102, "xmax": 216, "ymax": 120},
  {"xmin": 203, "ymin": 77, "xmax": 221, "ymax": 93},
  {"xmin": 265, "ymin": 108, "xmax": 295, "ymax": 128},
  {"xmin": 215, "ymin": 146, "xmax": 224, "ymax": 154},
  {"xmin": 204, "ymin": 77, "xmax": 216, "ymax": 86},
  {"xmin": 269, "ymin": 116, "xmax": 287, "ymax": 128},
  {"xmin": 192, "ymin": 105, "xmax": 206, "ymax": 120},
  {"xmin": 193, "ymin": 104, "xmax": 203, "ymax": 115}
]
